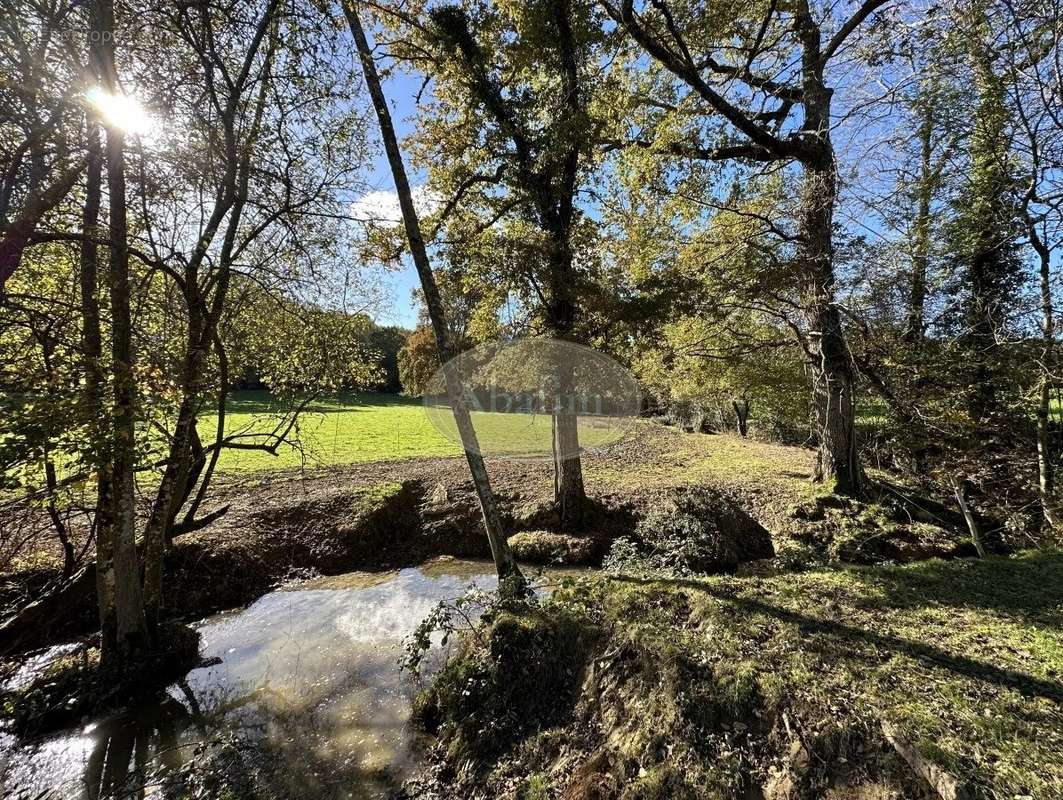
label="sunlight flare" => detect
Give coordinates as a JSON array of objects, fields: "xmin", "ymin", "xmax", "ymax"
[{"xmin": 84, "ymin": 87, "xmax": 154, "ymax": 136}]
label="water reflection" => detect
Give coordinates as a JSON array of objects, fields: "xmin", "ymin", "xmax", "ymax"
[
  {"xmin": 0, "ymin": 696, "xmax": 196, "ymax": 800},
  {"xmin": 1, "ymin": 558, "xmax": 522, "ymax": 800},
  {"xmin": 82, "ymin": 699, "xmax": 191, "ymax": 800}
]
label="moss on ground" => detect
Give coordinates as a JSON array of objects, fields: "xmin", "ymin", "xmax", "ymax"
[
  {"xmin": 417, "ymin": 551, "xmax": 1063, "ymax": 799},
  {"xmin": 353, "ymin": 480, "xmax": 406, "ymax": 511},
  {"xmin": 603, "ymin": 487, "xmax": 774, "ymax": 576},
  {"xmin": 589, "ymin": 430, "xmax": 972, "ymax": 570},
  {"xmin": 507, "ymin": 531, "xmax": 598, "ymax": 565}
]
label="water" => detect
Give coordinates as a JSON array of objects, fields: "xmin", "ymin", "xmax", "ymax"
[{"xmin": 1, "ymin": 558, "xmax": 568, "ymax": 800}]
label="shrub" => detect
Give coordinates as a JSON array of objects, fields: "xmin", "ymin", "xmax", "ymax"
[{"xmin": 604, "ymin": 490, "xmax": 773, "ymax": 577}]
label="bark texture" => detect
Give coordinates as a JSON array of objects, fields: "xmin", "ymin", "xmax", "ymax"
[{"xmin": 794, "ymin": 2, "xmax": 861, "ymax": 494}]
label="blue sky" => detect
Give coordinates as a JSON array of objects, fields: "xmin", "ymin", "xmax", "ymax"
[{"xmin": 359, "ymin": 69, "xmax": 428, "ymax": 330}]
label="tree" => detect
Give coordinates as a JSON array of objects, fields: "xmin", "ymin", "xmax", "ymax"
[
  {"xmin": 948, "ymin": 5, "xmax": 1025, "ymax": 426},
  {"xmin": 634, "ymin": 313, "xmax": 809, "ymax": 437},
  {"xmin": 603, "ymin": 0, "xmax": 890, "ymax": 495},
  {"xmin": 366, "ymin": 325, "xmax": 409, "ymax": 393},
  {"xmin": 997, "ymin": 0, "xmax": 1063, "ymax": 529},
  {"xmin": 901, "ymin": 74, "xmax": 960, "ymax": 346},
  {"xmin": 0, "ymin": 0, "xmax": 378, "ymax": 667},
  {"xmin": 344, "ymin": 2, "xmax": 524, "ymax": 592},
  {"xmin": 0, "ymin": 0, "xmax": 84, "ymax": 291},
  {"xmin": 836, "ymin": 10, "xmax": 968, "ymax": 475},
  {"xmin": 399, "ymin": 324, "xmax": 441, "ymax": 396},
  {"xmin": 416, "ymin": 0, "xmax": 611, "ymax": 526},
  {"xmin": 135, "ymin": 0, "xmax": 283, "ymax": 631},
  {"xmin": 607, "ymin": 168, "xmax": 812, "ymax": 438},
  {"xmin": 92, "ymin": 0, "xmax": 150, "ymax": 669}
]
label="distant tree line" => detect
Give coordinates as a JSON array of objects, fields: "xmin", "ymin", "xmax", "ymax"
[{"xmin": 234, "ymin": 316, "xmax": 409, "ymax": 395}]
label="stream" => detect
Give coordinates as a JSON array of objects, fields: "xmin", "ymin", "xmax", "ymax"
[{"xmin": 1, "ymin": 558, "xmax": 573, "ymax": 800}]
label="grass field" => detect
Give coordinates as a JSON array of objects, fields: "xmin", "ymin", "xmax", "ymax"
[
  {"xmin": 203, "ymin": 390, "xmax": 626, "ymax": 473},
  {"xmin": 460, "ymin": 551, "xmax": 1063, "ymax": 799},
  {"xmin": 201, "ymin": 391, "xmax": 456, "ymax": 472}
]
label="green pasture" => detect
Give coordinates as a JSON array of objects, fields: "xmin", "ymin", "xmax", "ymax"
[{"xmin": 203, "ymin": 390, "xmax": 625, "ymax": 473}]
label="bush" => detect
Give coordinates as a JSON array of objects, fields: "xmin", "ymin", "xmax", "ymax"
[{"xmin": 604, "ymin": 489, "xmax": 773, "ymax": 577}]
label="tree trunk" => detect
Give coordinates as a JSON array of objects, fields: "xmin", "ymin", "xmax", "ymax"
[
  {"xmin": 904, "ymin": 102, "xmax": 933, "ymax": 345},
  {"xmin": 544, "ymin": 0, "xmax": 587, "ymax": 530},
  {"xmin": 963, "ymin": 37, "xmax": 1014, "ymax": 425},
  {"xmin": 732, "ymin": 398, "xmax": 749, "ymax": 437},
  {"xmin": 967, "ymin": 243, "xmax": 1001, "ymax": 424},
  {"xmin": 344, "ymin": 4, "xmax": 523, "ymax": 593},
  {"xmin": 44, "ymin": 458, "xmax": 75, "ymax": 577},
  {"xmin": 95, "ymin": 0, "xmax": 148, "ymax": 670},
  {"xmin": 141, "ymin": 337, "xmax": 204, "ymax": 630},
  {"xmin": 183, "ymin": 332, "xmax": 229, "ymax": 528},
  {"xmin": 951, "ymin": 474, "xmax": 987, "ymax": 558},
  {"xmin": 794, "ymin": 2, "xmax": 862, "ymax": 496},
  {"xmin": 80, "ymin": 127, "xmax": 118, "ymax": 653},
  {"xmin": 548, "ymin": 283, "xmax": 585, "ymax": 528},
  {"xmin": 0, "ymin": 162, "xmax": 82, "ymax": 291},
  {"xmin": 554, "ymin": 362, "xmax": 586, "ymax": 528},
  {"xmin": 171, "ymin": 423, "xmax": 206, "ymax": 534},
  {"xmin": 798, "ymin": 160, "xmax": 862, "ymax": 495},
  {"xmin": 1031, "ymin": 221, "xmax": 1057, "ymax": 529},
  {"xmin": 143, "ymin": 13, "xmax": 272, "ymax": 626},
  {"xmin": 1038, "ymin": 377, "xmax": 1054, "ymax": 524}
]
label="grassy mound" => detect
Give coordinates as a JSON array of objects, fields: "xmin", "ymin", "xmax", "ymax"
[
  {"xmin": 413, "ymin": 552, "xmax": 1063, "ymax": 799},
  {"xmin": 604, "ymin": 487, "xmax": 774, "ymax": 576},
  {"xmin": 507, "ymin": 532, "xmax": 599, "ymax": 565},
  {"xmin": 414, "ymin": 605, "xmax": 597, "ymax": 765}
]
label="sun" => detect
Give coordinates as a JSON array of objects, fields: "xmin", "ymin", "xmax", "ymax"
[{"xmin": 85, "ymin": 87, "xmax": 154, "ymax": 137}]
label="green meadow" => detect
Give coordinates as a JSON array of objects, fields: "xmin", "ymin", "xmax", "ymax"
[{"xmin": 203, "ymin": 390, "xmax": 625, "ymax": 472}]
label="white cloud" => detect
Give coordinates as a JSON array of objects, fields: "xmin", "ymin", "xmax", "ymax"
[{"xmin": 350, "ymin": 185, "xmax": 441, "ymax": 225}]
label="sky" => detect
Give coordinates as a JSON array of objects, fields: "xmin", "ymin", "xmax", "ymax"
[{"xmin": 354, "ymin": 68, "xmax": 431, "ymax": 331}]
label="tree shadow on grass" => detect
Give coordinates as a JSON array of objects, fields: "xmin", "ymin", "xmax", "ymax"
[
  {"xmin": 611, "ymin": 566, "xmax": 1063, "ymax": 704},
  {"xmin": 858, "ymin": 551, "xmax": 1063, "ymax": 625},
  {"xmin": 777, "ymin": 469, "xmax": 813, "ymax": 480}
]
